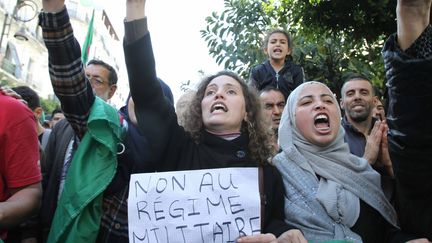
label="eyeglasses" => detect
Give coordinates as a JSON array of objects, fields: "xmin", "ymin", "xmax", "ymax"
[{"xmin": 86, "ymin": 75, "xmax": 107, "ymax": 87}]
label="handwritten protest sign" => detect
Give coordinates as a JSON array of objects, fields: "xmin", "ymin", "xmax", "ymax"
[{"xmin": 128, "ymin": 167, "xmax": 261, "ymax": 243}]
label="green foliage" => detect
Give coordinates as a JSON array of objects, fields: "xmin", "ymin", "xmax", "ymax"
[
  {"xmin": 40, "ymin": 97, "xmax": 60, "ymax": 115},
  {"xmin": 0, "ymin": 76, "xmax": 17, "ymax": 88},
  {"xmin": 201, "ymin": 0, "xmax": 270, "ymax": 78},
  {"xmin": 294, "ymin": 34, "xmax": 385, "ymax": 97},
  {"xmin": 298, "ymin": 0, "xmax": 396, "ymax": 42},
  {"xmin": 201, "ymin": 0, "xmax": 391, "ymax": 95},
  {"xmin": 0, "ymin": 79, "xmax": 12, "ymax": 87}
]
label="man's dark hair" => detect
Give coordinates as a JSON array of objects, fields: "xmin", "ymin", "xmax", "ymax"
[
  {"xmin": 12, "ymin": 86, "xmax": 40, "ymax": 111},
  {"xmin": 51, "ymin": 107, "xmax": 63, "ymax": 117},
  {"xmin": 87, "ymin": 59, "xmax": 118, "ymax": 85},
  {"xmin": 344, "ymin": 73, "xmax": 372, "ymax": 84},
  {"xmin": 341, "ymin": 73, "xmax": 374, "ymax": 97},
  {"xmin": 259, "ymin": 86, "xmax": 286, "ymax": 99}
]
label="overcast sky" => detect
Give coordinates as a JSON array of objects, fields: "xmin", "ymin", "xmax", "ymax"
[{"xmin": 105, "ymin": 0, "xmax": 224, "ymax": 103}]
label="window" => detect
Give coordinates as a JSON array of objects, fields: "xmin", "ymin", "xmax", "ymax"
[{"xmin": 67, "ymin": 0, "xmax": 78, "ymax": 18}]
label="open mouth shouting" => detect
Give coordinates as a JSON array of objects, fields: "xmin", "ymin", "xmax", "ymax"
[
  {"xmin": 211, "ymin": 102, "xmax": 228, "ymax": 113},
  {"xmin": 314, "ymin": 113, "xmax": 330, "ymax": 133},
  {"xmin": 272, "ymin": 48, "xmax": 283, "ymax": 55}
]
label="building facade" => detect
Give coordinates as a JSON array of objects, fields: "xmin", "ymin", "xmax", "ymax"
[{"xmin": 0, "ymin": 0, "xmax": 126, "ymax": 107}]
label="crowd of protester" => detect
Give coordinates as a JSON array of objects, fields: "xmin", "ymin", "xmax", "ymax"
[{"xmin": 0, "ymin": 0, "xmax": 431, "ymax": 242}]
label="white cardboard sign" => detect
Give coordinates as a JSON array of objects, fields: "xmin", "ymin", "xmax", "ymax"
[{"xmin": 128, "ymin": 167, "xmax": 261, "ymax": 243}]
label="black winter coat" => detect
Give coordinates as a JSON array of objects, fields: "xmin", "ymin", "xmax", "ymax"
[
  {"xmin": 125, "ymin": 32, "xmax": 295, "ymax": 237},
  {"xmin": 249, "ymin": 59, "xmax": 304, "ymax": 100},
  {"xmin": 383, "ymin": 29, "xmax": 432, "ymax": 239}
]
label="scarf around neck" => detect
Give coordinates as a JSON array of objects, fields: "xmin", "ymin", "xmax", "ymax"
[{"xmin": 273, "ymin": 82, "xmax": 397, "ymax": 242}]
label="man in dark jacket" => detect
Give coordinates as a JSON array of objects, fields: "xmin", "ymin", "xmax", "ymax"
[
  {"xmin": 384, "ymin": 0, "xmax": 432, "ymax": 239},
  {"xmin": 340, "ymin": 75, "xmax": 395, "ymax": 203},
  {"xmin": 39, "ymin": 58, "xmax": 119, "ymax": 241},
  {"xmin": 340, "ymin": 75, "xmax": 381, "ymax": 162}
]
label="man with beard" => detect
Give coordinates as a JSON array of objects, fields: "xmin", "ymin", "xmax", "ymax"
[{"xmin": 340, "ymin": 75, "xmax": 395, "ymax": 200}]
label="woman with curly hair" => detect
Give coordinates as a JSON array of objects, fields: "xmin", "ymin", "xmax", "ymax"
[
  {"xmin": 182, "ymin": 71, "xmax": 277, "ymax": 165},
  {"xmin": 124, "ymin": 1, "xmax": 306, "ymax": 242}
]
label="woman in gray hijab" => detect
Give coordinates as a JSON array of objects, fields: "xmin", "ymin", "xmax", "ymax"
[{"xmin": 273, "ymin": 81, "xmax": 426, "ymax": 243}]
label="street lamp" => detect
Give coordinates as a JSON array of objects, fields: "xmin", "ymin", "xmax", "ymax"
[
  {"xmin": 0, "ymin": 0, "xmax": 38, "ymax": 48},
  {"xmin": 13, "ymin": 25, "xmax": 28, "ymax": 41},
  {"xmin": 13, "ymin": 0, "xmax": 38, "ymax": 23}
]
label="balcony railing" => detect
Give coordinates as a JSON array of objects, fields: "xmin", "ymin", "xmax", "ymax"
[{"xmin": 1, "ymin": 57, "xmax": 15, "ymax": 75}]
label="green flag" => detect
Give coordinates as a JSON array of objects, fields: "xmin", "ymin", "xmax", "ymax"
[
  {"xmin": 47, "ymin": 97, "xmax": 121, "ymax": 243},
  {"xmin": 81, "ymin": 9, "xmax": 95, "ymax": 64},
  {"xmin": 80, "ymin": 0, "xmax": 94, "ymax": 7}
]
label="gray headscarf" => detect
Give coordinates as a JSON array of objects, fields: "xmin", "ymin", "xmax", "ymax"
[{"xmin": 273, "ymin": 81, "xmax": 397, "ymax": 242}]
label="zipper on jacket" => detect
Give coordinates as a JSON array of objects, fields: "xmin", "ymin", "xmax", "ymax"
[{"xmin": 275, "ymin": 72, "xmax": 279, "ymax": 89}]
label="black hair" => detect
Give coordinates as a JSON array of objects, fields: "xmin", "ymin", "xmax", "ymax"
[
  {"xmin": 259, "ymin": 86, "xmax": 286, "ymax": 99},
  {"xmin": 12, "ymin": 86, "xmax": 40, "ymax": 110},
  {"xmin": 341, "ymin": 73, "xmax": 374, "ymax": 97},
  {"xmin": 87, "ymin": 59, "xmax": 118, "ymax": 85},
  {"xmin": 51, "ymin": 107, "xmax": 63, "ymax": 117}
]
